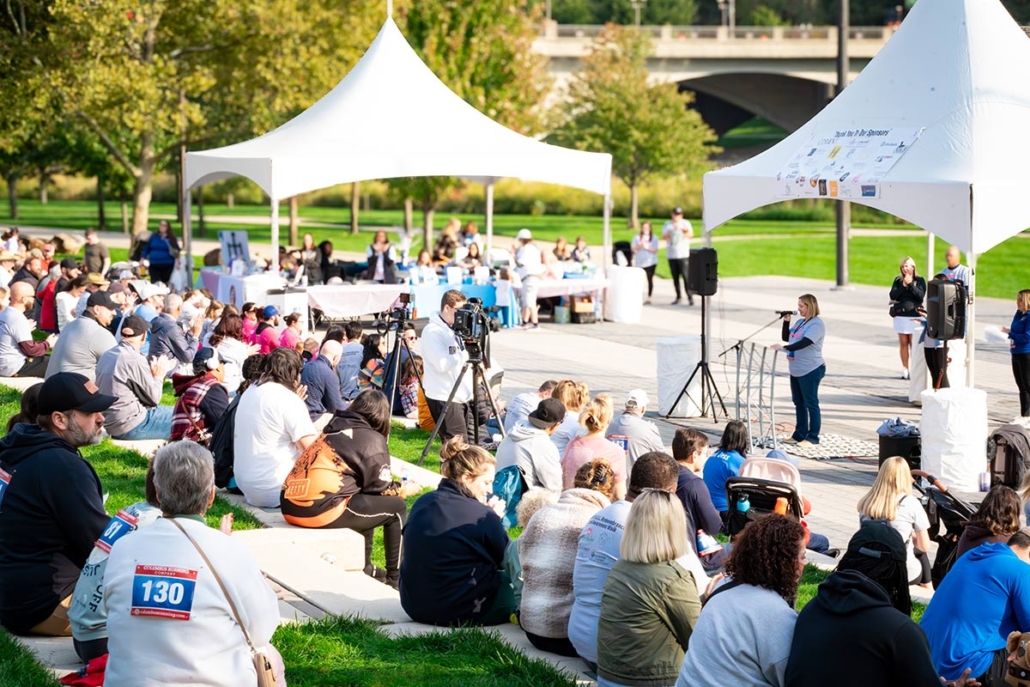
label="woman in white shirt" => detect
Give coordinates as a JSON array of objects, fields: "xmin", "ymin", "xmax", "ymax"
[
  {"xmin": 409, "ymin": 249, "xmax": 439, "ymax": 285},
  {"xmin": 632, "ymin": 222, "xmax": 660, "ymax": 304},
  {"xmin": 209, "ymin": 312, "xmax": 258, "ymax": 396},
  {"xmin": 56, "ymin": 274, "xmax": 88, "ymax": 331},
  {"xmin": 550, "ymin": 379, "xmax": 589, "ymax": 457}
]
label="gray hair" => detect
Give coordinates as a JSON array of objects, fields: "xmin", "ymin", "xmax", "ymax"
[
  {"xmin": 153, "ymin": 441, "xmax": 215, "ymax": 516},
  {"xmin": 164, "ymin": 292, "xmax": 183, "ymax": 314}
]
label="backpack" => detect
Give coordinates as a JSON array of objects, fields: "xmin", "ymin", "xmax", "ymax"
[
  {"xmin": 210, "ymin": 393, "xmax": 242, "ymax": 489},
  {"xmin": 492, "ymin": 465, "xmax": 527, "ymax": 529}
]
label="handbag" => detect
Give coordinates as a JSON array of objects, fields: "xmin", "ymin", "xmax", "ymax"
[{"xmin": 168, "ymin": 519, "xmax": 277, "ymax": 687}]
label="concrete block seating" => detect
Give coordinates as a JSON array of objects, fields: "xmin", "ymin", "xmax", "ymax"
[
  {"xmin": 0, "ymin": 376, "xmax": 47, "ymax": 392},
  {"xmin": 108, "ymin": 438, "xmax": 167, "ymax": 457}
]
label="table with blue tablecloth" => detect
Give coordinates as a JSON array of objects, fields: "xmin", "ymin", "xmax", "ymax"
[{"xmin": 410, "ymin": 282, "xmax": 519, "ymax": 328}]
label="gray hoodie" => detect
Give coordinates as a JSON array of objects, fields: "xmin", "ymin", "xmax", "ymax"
[
  {"xmin": 95, "ymin": 340, "xmax": 163, "ymax": 437},
  {"xmin": 495, "ymin": 422, "xmax": 562, "ymax": 492}
]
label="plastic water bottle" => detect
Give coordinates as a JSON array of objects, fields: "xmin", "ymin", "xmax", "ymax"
[
  {"xmin": 697, "ymin": 529, "xmax": 723, "ymax": 556},
  {"xmin": 736, "ymin": 493, "xmax": 751, "ymax": 513}
]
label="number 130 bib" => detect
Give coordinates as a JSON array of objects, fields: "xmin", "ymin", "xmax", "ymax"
[{"xmin": 131, "ymin": 565, "xmax": 198, "ymax": 620}]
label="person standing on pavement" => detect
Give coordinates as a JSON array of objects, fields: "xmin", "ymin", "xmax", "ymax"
[
  {"xmin": 632, "ymin": 222, "xmax": 660, "ymax": 304},
  {"xmin": 421, "ymin": 289, "xmax": 474, "ymax": 442},
  {"xmin": 514, "ymin": 229, "xmax": 544, "ymax": 329},
  {"xmin": 82, "ymin": 229, "xmax": 111, "ymax": 277},
  {"xmin": 1002, "ymin": 289, "xmax": 1030, "ymax": 417},
  {"xmin": 662, "ymin": 207, "xmax": 694, "ymax": 306},
  {"xmin": 941, "ymin": 245, "xmax": 971, "ymax": 286},
  {"xmin": 889, "ymin": 257, "xmax": 926, "ymax": 380},
  {"xmin": 141, "ymin": 220, "xmax": 180, "ymax": 285},
  {"xmin": 772, "ymin": 294, "xmax": 826, "ymax": 446}
]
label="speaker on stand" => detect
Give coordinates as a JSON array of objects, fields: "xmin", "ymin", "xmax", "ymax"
[{"xmin": 925, "ymin": 277, "xmax": 968, "ymax": 390}]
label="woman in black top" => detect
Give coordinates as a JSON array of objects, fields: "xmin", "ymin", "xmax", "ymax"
[{"xmin": 889, "ymin": 257, "xmax": 926, "ymax": 380}]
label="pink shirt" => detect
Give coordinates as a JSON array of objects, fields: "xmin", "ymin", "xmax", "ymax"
[
  {"xmin": 255, "ymin": 325, "xmax": 278, "ymax": 354},
  {"xmin": 279, "ymin": 327, "xmax": 300, "ymax": 350},
  {"xmin": 561, "ymin": 433, "xmax": 627, "ymax": 490},
  {"xmin": 242, "ymin": 318, "xmax": 257, "ymax": 343}
]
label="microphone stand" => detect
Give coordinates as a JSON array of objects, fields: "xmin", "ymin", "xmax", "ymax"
[{"xmin": 718, "ymin": 315, "xmax": 785, "ymax": 359}]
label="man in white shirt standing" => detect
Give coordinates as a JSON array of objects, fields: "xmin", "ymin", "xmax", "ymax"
[
  {"xmin": 942, "ymin": 245, "xmax": 971, "ymax": 287},
  {"xmin": 513, "ymin": 228, "xmax": 545, "ymax": 329},
  {"xmin": 421, "ymin": 289, "xmax": 474, "ymax": 442},
  {"xmin": 662, "ymin": 207, "xmax": 694, "ymax": 306}
]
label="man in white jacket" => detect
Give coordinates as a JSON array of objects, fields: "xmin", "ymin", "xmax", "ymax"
[{"xmin": 421, "ymin": 289, "xmax": 474, "ymax": 441}]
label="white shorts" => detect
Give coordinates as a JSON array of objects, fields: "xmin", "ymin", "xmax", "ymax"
[
  {"xmin": 893, "ymin": 316, "xmax": 918, "ymax": 335},
  {"xmin": 520, "ymin": 276, "xmax": 540, "ymax": 309}
]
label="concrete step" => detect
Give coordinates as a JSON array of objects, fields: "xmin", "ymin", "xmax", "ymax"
[
  {"xmin": 16, "ymin": 635, "xmax": 80, "ymax": 679},
  {"xmin": 234, "ymin": 527, "xmax": 365, "ymax": 573},
  {"xmin": 0, "ymin": 377, "xmax": 44, "ymax": 392},
  {"xmin": 391, "ymin": 455, "xmax": 441, "ymax": 488}
]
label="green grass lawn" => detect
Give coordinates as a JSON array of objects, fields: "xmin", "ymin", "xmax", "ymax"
[{"xmin": 717, "ymin": 117, "xmax": 788, "ymax": 149}]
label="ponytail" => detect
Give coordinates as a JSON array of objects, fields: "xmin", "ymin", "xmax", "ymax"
[
  {"xmin": 440, "ymin": 435, "xmax": 495, "ymax": 482},
  {"xmin": 579, "ymin": 394, "xmax": 614, "ymax": 433}
]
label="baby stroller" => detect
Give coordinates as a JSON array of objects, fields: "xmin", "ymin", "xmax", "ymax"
[
  {"xmin": 911, "ymin": 470, "xmax": 977, "ymax": 589},
  {"xmin": 724, "ymin": 458, "xmax": 806, "ymax": 538}
]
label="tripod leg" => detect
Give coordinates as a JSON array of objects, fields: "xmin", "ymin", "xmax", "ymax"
[
  {"xmin": 666, "ymin": 361, "xmax": 704, "ymax": 419},
  {"xmin": 419, "ymin": 362, "xmax": 471, "ymax": 466},
  {"xmin": 477, "ymin": 364, "xmax": 506, "ymax": 440}
]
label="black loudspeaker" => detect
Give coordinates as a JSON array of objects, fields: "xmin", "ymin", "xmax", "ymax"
[
  {"xmin": 926, "ymin": 278, "xmax": 967, "ymax": 340},
  {"xmin": 687, "ymin": 248, "xmax": 718, "ymax": 296}
]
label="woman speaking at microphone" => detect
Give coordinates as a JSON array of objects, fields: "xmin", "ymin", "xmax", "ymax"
[{"xmin": 772, "ymin": 294, "xmax": 826, "ymax": 446}]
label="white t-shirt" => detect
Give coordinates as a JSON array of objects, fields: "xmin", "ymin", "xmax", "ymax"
[
  {"xmin": 632, "ymin": 234, "xmax": 659, "ymax": 269},
  {"xmin": 233, "ymin": 381, "xmax": 317, "ymax": 508},
  {"xmin": 860, "ymin": 493, "xmax": 930, "ymax": 581},
  {"xmin": 662, "ymin": 218, "xmax": 693, "ymax": 260},
  {"xmin": 0, "ymin": 307, "xmax": 32, "ymax": 375},
  {"xmin": 503, "ymin": 392, "xmax": 539, "ymax": 433},
  {"xmin": 56, "ymin": 291, "xmax": 80, "ymax": 331},
  {"xmin": 515, "ymin": 243, "xmax": 544, "ymax": 278}
]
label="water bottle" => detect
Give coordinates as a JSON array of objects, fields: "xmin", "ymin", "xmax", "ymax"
[
  {"xmin": 736, "ymin": 493, "xmax": 751, "ymax": 513},
  {"xmin": 697, "ymin": 529, "xmax": 723, "ymax": 557}
]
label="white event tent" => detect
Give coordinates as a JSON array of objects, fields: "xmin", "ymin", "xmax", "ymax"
[
  {"xmin": 702, "ymin": 0, "xmax": 1030, "ymax": 386},
  {"xmin": 182, "ymin": 16, "xmax": 612, "ymax": 274}
]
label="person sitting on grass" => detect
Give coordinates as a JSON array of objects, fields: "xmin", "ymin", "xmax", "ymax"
[
  {"xmin": 357, "ymin": 333, "xmax": 387, "ymax": 391},
  {"xmin": 148, "ymin": 293, "xmax": 202, "ymax": 373},
  {"xmin": 606, "ymin": 389, "xmax": 665, "ymax": 473},
  {"xmin": 278, "ymin": 312, "xmax": 304, "ymax": 351},
  {"xmin": 550, "ymin": 379, "xmax": 586, "ymax": 456},
  {"xmin": 503, "ymin": 380, "xmax": 557, "ymax": 433},
  {"xmin": 956, "ymin": 484, "xmax": 1021, "ymax": 558},
  {"xmin": 301, "ymin": 339, "xmax": 346, "ymax": 429},
  {"xmin": 44, "ymin": 289, "xmax": 118, "ymax": 382},
  {"xmin": 69, "ymin": 462, "xmax": 162, "ymax": 663},
  {"xmin": 562, "ymin": 394, "xmax": 627, "ymax": 500},
  {"xmin": 4, "ymin": 380, "xmax": 41, "ymax": 432},
  {"xmin": 209, "ymin": 312, "xmax": 258, "ymax": 396},
  {"xmin": 672, "ymin": 428, "xmax": 727, "ymax": 567},
  {"xmin": 701, "ymin": 419, "xmax": 750, "ymax": 517},
  {"xmin": 0, "ymin": 373, "xmax": 115, "ymax": 639},
  {"xmin": 400, "ymin": 436, "xmax": 514, "ymax": 626},
  {"xmin": 102, "ymin": 441, "xmax": 285, "ymax": 687},
  {"xmin": 96, "ymin": 315, "xmax": 176, "ymax": 441},
  {"xmin": 240, "ymin": 301, "xmax": 258, "ymax": 342},
  {"xmin": 337, "ymin": 321, "xmax": 364, "ymax": 401},
  {"xmin": 503, "ymin": 488, "xmax": 559, "ymax": 613},
  {"xmin": 519, "ymin": 460, "xmax": 615, "ymax": 656},
  {"xmin": 676, "ymin": 514, "xmax": 808, "ymax": 687},
  {"xmin": 0, "ymin": 281, "xmax": 57, "ymax": 378},
  {"xmin": 495, "ymin": 397, "xmax": 565, "ymax": 493},
  {"xmin": 282, "ymin": 389, "xmax": 420, "ymax": 588},
  {"xmin": 252, "ymin": 305, "xmax": 280, "ymax": 355},
  {"xmin": 785, "ymin": 521, "xmax": 981, "ymax": 687},
  {"xmin": 398, "ymin": 355, "xmax": 424, "ymax": 419},
  {"xmin": 597, "ymin": 489, "xmax": 703, "ymax": 687},
  {"xmin": 170, "ymin": 348, "xmax": 230, "ymax": 446}
]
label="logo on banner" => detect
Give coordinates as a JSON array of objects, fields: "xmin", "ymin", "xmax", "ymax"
[
  {"xmin": 131, "ymin": 565, "xmax": 199, "ymax": 620},
  {"xmin": 95, "ymin": 510, "xmax": 140, "ymax": 553}
]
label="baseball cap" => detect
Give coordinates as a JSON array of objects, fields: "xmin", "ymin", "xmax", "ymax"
[
  {"xmin": 262, "ymin": 305, "xmax": 279, "ymax": 318},
  {"xmin": 528, "ymin": 398, "xmax": 566, "ymax": 429},
  {"xmin": 140, "ymin": 283, "xmax": 168, "ymax": 301},
  {"xmin": 38, "ymin": 372, "xmax": 117, "ymax": 415},
  {"xmin": 120, "ymin": 314, "xmax": 150, "ymax": 337},
  {"xmin": 85, "ymin": 273, "xmax": 110, "ymax": 286},
  {"xmin": 0, "ymin": 251, "xmax": 16, "ymax": 263},
  {"xmin": 119, "ymin": 269, "xmax": 135, "ymax": 280},
  {"xmin": 672, "ymin": 207, "xmax": 684, "ymax": 216},
  {"xmin": 60, "ymin": 257, "xmax": 79, "ymax": 270},
  {"xmin": 626, "ymin": 389, "xmax": 649, "ymax": 409},
  {"xmin": 86, "ymin": 290, "xmax": 118, "ymax": 310},
  {"xmin": 516, "ymin": 228, "xmax": 533, "ymax": 241},
  {"xmin": 107, "ymin": 282, "xmax": 128, "ymax": 295}
]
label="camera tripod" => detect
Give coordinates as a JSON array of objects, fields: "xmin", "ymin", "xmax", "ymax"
[
  {"xmin": 381, "ymin": 326, "xmax": 423, "ymax": 436},
  {"xmin": 418, "ymin": 350, "xmax": 505, "ymax": 466},
  {"xmin": 666, "ymin": 294, "xmax": 728, "ymax": 423}
]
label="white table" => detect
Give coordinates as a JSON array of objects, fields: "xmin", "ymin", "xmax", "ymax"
[
  {"xmin": 306, "ymin": 283, "xmax": 408, "ymax": 319},
  {"xmin": 212, "ymin": 273, "xmax": 286, "ymax": 310},
  {"xmin": 532, "ymin": 276, "xmax": 610, "ymax": 299}
]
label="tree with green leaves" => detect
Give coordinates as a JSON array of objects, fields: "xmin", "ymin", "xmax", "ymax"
[{"xmin": 549, "ymin": 24, "xmax": 718, "ymax": 227}]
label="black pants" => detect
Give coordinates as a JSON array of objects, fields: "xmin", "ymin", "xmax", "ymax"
[
  {"xmin": 911, "ymin": 548, "xmax": 932, "ymax": 585},
  {"xmin": 75, "ymin": 637, "xmax": 108, "ymax": 663},
  {"xmin": 427, "ymin": 397, "xmax": 470, "ymax": 442},
  {"xmin": 149, "ymin": 264, "xmax": 174, "ymax": 285},
  {"xmin": 642, "ymin": 265, "xmax": 656, "ymax": 297},
  {"xmin": 15, "ymin": 355, "xmax": 49, "ymax": 378},
  {"xmin": 1013, "ymin": 353, "xmax": 1030, "ymax": 416},
  {"xmin": 668, "ymin": 258, "xmax": 692, "ymax": 303},
  {"xmin": 976, "ymin": 647, "xmax": 1009, "ymax": 687},
  {"xmin": 925, "ymin": 347, "xmax": 950, "ymax": 389},
  {"xmin": 524, "ymin": 631, "xmax": 579, "ymax": 657},
  {"xmin": 324, "ymin": 493, "xmax": 407, "ymax": 579}
]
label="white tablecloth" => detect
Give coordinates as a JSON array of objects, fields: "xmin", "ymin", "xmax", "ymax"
[
  {"xmin": 307, "ymin": 284, "xmax": 408, "ymax": 319},
  {"xmin": 214, "ymin": 273, "xmax": 286, "ymax": 310},
  {"xmin": 527, "ymin": 277, "xmax": 610, "ymax": 299}
]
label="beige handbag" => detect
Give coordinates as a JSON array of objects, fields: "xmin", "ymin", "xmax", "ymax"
[{"xmin": 169, "ymin": 518, "xmax": 278, "ymax": 686}]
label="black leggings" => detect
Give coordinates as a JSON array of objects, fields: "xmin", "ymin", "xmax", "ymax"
[
  {"xmin": 925, "ymin": 347, "xmax": 950, "ymax": 389},
  {"xmin": 643, "ymin": 265, "xmax": 656, "ymax": 297},
  {"xmin": 1013, "ymin": 352, "xmax": 1030, "ymax": 416},
  {"xmin": 668, "ymin": 258, "xmax": 692, "ymax": 302},
  {"xmin": 149, "ymin": 264, "xmax": 175, "ymax": 285},
  {"xmin": 324, "ymin": 493, "xmax": 407, "ymax": 578},
  {"xmin": 912, "ymin": 548, "xmax": 932, "ymax": 585}
]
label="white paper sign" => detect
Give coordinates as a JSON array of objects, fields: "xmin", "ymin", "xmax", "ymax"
[
  {"xmin": 776, "ymin": 127, "xmax": 923, "ymax": 200},
  {"xmin": 218, "ymin": 230, "xmax": 250, "ymax": 268}
]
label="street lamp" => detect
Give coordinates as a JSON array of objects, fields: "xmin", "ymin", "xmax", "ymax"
[{"xmin": 630, "ymin": 0, "xmax": 647, "ymax": 27}]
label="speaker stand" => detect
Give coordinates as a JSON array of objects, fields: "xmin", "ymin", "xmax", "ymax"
[{"xmin": 666, "ymin": 295, "xmax": 728, "ymax": 423}]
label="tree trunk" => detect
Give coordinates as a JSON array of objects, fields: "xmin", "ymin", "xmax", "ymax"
[
  {"xmin": 403, "ymin": 198, "xmax": 413, "ymax": 233},
  {"xmin": 6, "ymin": 173, "xmax": 18, "ymax": 220},
  {"xmin": 288, "ymin": 195, "xmax": 299, "ymax": 246},
  {"xmin": 130, "ymin": 134, "xmax": 156, "ymax": 237},
  {"xmin": 350, "ymin": 182, "xmax": 360, "ymax": 235},
  {"xmin": 197, "ymin": 189, "xmax": 205, "ymax": 237},
  {"xmin": 629, "ymin": 182, "xmax": 639, "ymax": 230},
  {"xmin": 120, "ymin": 197, "xmax": 129, "ymax": 234},
  {"xmin": 422, "ymin": 201, "xmax": 435, "ymax": 248},
  {"xmin": 96, "ymin": 174, "xmax": 107, "ymax": 230},
  {"xmin": 39, "ymin": 174, "xmax": 47, "ymax": 205}
]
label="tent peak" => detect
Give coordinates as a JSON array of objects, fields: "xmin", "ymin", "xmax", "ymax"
[{"xmin": 386, "ymin": 0, "xmax": 392, "ymax": 19}]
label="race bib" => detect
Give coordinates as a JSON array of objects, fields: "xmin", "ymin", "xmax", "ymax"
[
  {"xmin": 0, "ymin": 468, "xmax": 10, "ymax": 509},
  {"xmin": 131, "ymin": 565, "xmax": 198, "ymax": 620},
  {"xmin": 95, "ymin": 510, "xmax": 140, "ymax": 553},
  {"xmin": 609, "ymin": 435, "xmax": 629, "ymax": 452}
]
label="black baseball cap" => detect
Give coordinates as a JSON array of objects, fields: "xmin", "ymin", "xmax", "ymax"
[
  {"xmin": 87, "ymin": 290, "xmax": 118, "ymax": 310},
  {"xmin": 528, "ymin": 398, "xmax": 566, "ymax": 429},
  {"xmin": 672, "ymin": 206, "xmax": 684, "ymax": 215},
  {"xmin": 38, "ymin": 372, "xmax": 117, "ymax": 415},
  {"xmin": 60, "ymin": 257, "xmax": 79, "ymax": 270},
  {"xmin": 120, "ymin": 314, "xmax": 150, "ymax": 337}
]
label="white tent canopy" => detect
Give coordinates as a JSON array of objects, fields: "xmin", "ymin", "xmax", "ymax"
[
  {"xmin": 183, "ymin": 16, "xmax": 612, "ymax": 270},
  {"xmin": 703, "ymin": 0, "xmax": 1030, "ymax": 387}
]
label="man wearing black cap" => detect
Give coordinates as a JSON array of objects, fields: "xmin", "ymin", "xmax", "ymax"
[
  {"xmin": 494, "ymin": 397, "xmax": 564, "ymax": 492},
  {"xmin": 95, "ymin": 314, "xmax": 175, "ymax": 440},
  {"xmin": 0, "ymin": 372, "xmax": 116, "ymax": 638},
  {"xmin": 661, "ymin": 207, "xmax": 694, "ymax": 306},
  {"xmin": 45, "ymin": 290, "xmax": 118, "ymax": 381},
  {"xmin": 170, "ymin": 347, "xmax": 229, "ymax": 444}
]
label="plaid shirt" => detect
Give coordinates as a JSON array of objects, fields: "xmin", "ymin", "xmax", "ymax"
[{"xmin": 170, "ymin": 374, "xmax": 221, "ymax": 443}]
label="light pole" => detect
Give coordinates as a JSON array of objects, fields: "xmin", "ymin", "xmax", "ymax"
[
  {"xmin": 630, "ymin": 0, "xmax": 647, "ymax": 27},
  {"xmin": 835, "ymin": 0, "xmax": 850, "ymax": 288},
  {"xmin": 546, "ymin": 0, "xmax": 551, "ymax": 21}
]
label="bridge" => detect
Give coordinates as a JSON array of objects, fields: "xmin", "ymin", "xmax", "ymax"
[{"xmin": 533, "ymin": 23, "xmax": 895, "ymax": 134}]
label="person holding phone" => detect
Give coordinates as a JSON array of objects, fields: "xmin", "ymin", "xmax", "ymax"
[{"xmin": 889, "ymin": 257, "xmax": 926, "ymax": 380}]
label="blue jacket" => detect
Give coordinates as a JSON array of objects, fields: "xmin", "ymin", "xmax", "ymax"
[
  {"xmin": 301, "ymin": 354, "xmax": 346, "ymax": 420},
  {"xmin": 702, "ymin": 448, "xmax": 746, "ymax": 512},
  {"xmin": 1009, "ymin": 311, "xmax": 1030, "ymax": 355},
  {"xmin": 148, "ymin": 313, "xmax": 197, "ymax": 366},
  {"xmin": 142, "ymin": 233, "xmax": 179, "ymax": 267},
  {"xmin": 399, "ymin": 479, "xmax": 509, "ymax": 625},
  {"xmin": 920, "ymin": 542, "xmax": 1030, "ymax": 680}
]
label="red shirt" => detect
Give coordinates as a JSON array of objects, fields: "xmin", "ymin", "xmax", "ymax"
[{"xmin": 38, "ymin": 281, "xmax": 58, "ymax": 331}]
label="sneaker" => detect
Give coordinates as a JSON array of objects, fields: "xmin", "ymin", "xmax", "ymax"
[
  {"xmin": 688, "ymin": 297, "xmax": 695, "ymax": 306},
  {"xmin": 671, "ymin": 298, "xmax": 682, "ymax": 305},
  {"xmin": 364, "ymin": 565, "xmax": 389, "ymax": 583},
  {"xmin": 901, "ymin": 368, "xmax": 910, "ymax": 380},
  {"xmin": 826, "ymin": 548, "xmax": 841, "ymax": 559},
  {"xmin": 528, "ymin": 323, "xmax": 540, "ymax": 330},
  {"xmin": 782, "ymin": 437, "xmax": 800, "ymax": 445},
  {"xmin": 796, "ymin": 440, "xmax": 814, "ymax": 448}
]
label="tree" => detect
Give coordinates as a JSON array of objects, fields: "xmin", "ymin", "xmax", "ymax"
[
  {"xmin": 386, "ymin": 177, "xmax": 464, "ymax": 248},
  {"xmin": 584, "ymin": 0, "xmax": 698, "ymax": 25},
  {"xmin": 549, "ymin": 25, "xmax": 718, "ymax": 227}
]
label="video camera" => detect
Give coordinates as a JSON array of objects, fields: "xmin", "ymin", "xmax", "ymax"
[
  {"xmin": 452, "ymin": 297, "xmax": 490, "ymax": 363},
  {"xmin": 376, "ymin": 292, "xmax": 412, "ymax": 335}
]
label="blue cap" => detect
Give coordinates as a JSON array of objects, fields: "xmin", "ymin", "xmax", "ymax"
[{"xmin": 262, "ymin": 305, "xmax": 279, "ymax": 318}]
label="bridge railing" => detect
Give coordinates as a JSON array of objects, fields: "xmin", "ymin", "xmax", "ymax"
[{"xmin": 546, "ymin": 24, "xmax": 891, "ymax": 41}]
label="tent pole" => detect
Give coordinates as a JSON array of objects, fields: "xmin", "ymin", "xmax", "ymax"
[
  {"xmin": 602, "ymin": 193, "xmax": 611, "ymax": 268},
  {"xmin": 485, "ymin": 181, "xmax": 494, "ymax": 257},
  {"xmin": 271, "ymin": 198, "xmax": 280, "ymax": 274},
  {"xmin": 183, "ymin": 188, "xmax": 193, "ymax": 289},
  {"xmin": 926, "ymin": 232, "xmax": 934, "ymax": 278},
  {"xmin": 966, "ymin": 251, "xmax": 976, "ymax": 388}
]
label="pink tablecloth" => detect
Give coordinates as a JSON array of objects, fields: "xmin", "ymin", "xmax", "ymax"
[{"xmin": 306, "ymin": 284, "xmax": 408, "ymax": 319}]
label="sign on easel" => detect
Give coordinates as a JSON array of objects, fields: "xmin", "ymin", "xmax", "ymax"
[{"xmin": 218, "ymin": 231, "xmax": 250, "ymax": 270}]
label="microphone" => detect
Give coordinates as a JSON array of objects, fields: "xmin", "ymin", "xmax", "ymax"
[{"xmin": 776, "ymin": 310, "xmax": 798, "ymax": 316}]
